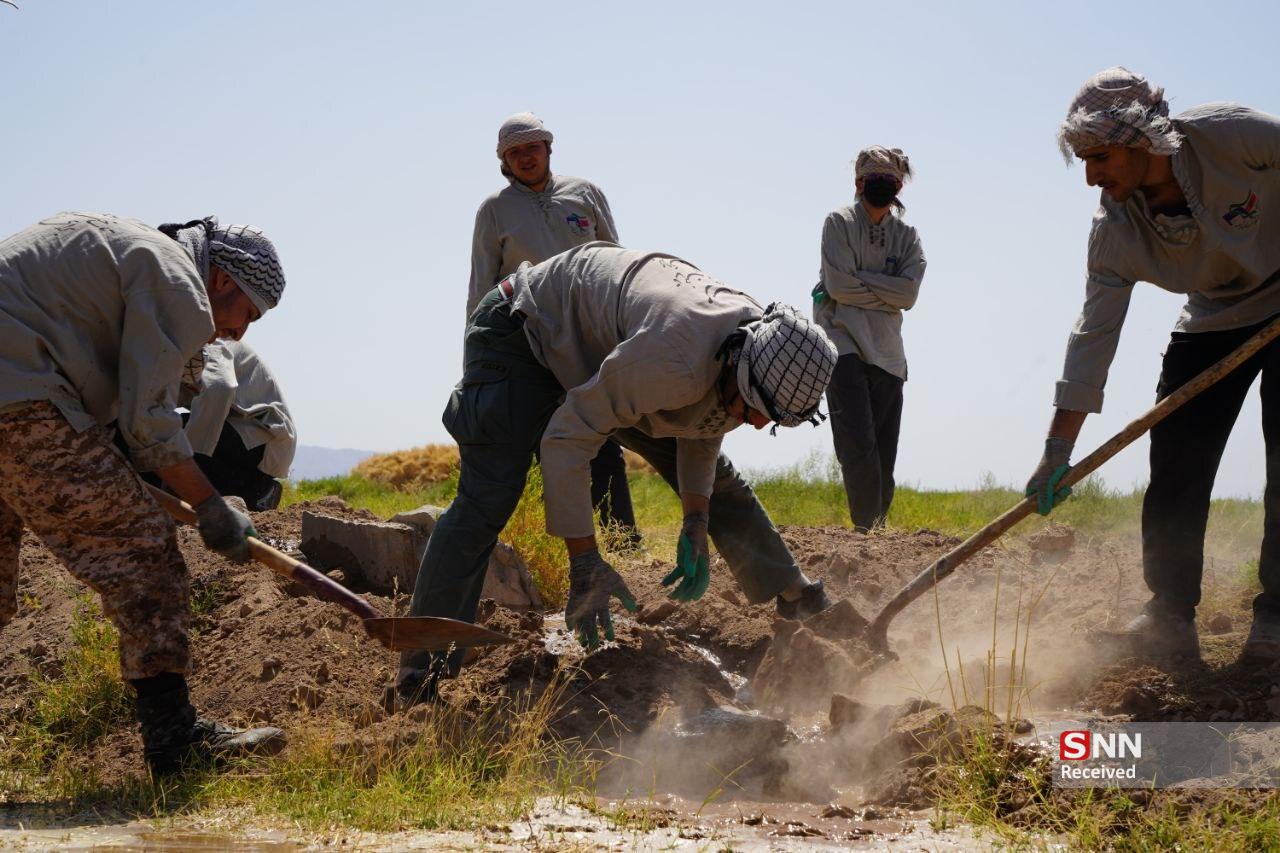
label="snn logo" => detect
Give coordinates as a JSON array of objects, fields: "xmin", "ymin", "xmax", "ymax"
[{"xmin": 1060, "ymin": 730, "xmax": 1141, "ymax": 760}]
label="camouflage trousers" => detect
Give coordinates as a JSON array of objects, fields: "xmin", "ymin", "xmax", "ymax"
[{"xmin": 0, "ymin": 402, "xmax": 190, "ymax": 680}]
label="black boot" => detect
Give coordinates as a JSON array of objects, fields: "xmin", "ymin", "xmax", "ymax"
[
  {"xmin": 132, "ymin": 674, "xmax": 286, "ymax": 775},
  {"xmin": 776, "ymin": 580, "xmax": 834, "ymax": 621}
]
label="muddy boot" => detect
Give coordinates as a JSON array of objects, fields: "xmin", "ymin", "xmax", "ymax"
[
  {"xmin": 776, "ymin": 580, "xmax": 834, "ymax": 621},
  {"xmin": 132, "ymin": 674, "xmax": 285, "ymax": 776},
  {"xmin": 1242, "ymin": 615, "xmax": 1280, "ymax": 665},
  {"xmin": 1110, "ymin": 610, "xmax": 1200, "ymax": 661}
]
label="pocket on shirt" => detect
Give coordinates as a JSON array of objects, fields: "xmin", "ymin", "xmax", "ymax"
[{"xmin": 442, "ymin": 362, "xmax": 511, "ymax": 446}]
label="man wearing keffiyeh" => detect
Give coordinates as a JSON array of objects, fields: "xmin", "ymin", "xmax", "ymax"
[
  {"xmin": 0, "ymin": 211, "xmax": 288, "ymax": 775},
  {"xmin": 1025, "ymin": 67, "xmax": 1280, "ymax": 663}
]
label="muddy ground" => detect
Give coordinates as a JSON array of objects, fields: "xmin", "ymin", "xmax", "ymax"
[{"xmin": 1, "ymin": 498, "xmax": 1277, "ymax": 844}]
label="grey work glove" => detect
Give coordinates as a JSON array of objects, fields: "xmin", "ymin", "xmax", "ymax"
[
  {"xmin": 565, "ymin": 549, "xmax": 637, "ymax": 650},
  {"xmin": 1025, "ymin": 437, "xmax": 1074, "ymax": 516},
  {"xmin": 662, "ymin": 512, "xmax": 710, "ymax": 602},
  {"xmin": 195, "ymin": 495, "xmax": 257, "ymax": 563}
]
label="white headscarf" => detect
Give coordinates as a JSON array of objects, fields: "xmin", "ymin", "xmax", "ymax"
[{"xmin": 1057, "ymin": 67, "xmax": 1183, "ymax": 163}]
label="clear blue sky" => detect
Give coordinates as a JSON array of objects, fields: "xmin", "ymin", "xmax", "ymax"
[{"xmin": 2, "ymin": 1, "xmax": 1276, "ymax": 497}]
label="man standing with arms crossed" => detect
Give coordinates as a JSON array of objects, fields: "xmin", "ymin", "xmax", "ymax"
[
  {"xmin": 1027, "ymin": 68, "xmax": 1280, "ymax": 662},
  {"xmin": 813, "ymin": 146, "xmax": 925, "ymax": 532},
  {"xmin": 469, "ymin": 112, "xmax": 640, "ymax": 545}
]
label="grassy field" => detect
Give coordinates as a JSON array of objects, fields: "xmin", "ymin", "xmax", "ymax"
[{"xmin": 1, "ymin": 461, "xmax": 1268, "ymax": 847}]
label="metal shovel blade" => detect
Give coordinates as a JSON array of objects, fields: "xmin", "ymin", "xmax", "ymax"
[{"xmin": 362, "ymin": 616, "xmax": 515, "ymax": 652}]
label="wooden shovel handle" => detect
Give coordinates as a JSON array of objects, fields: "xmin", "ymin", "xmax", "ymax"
[
  {"xmin": 867, "ymin": 314, "xmax": 1280, "ymax": 646},
  {"xmin": 145, "ymin": 483, "xmax": 382, "ymax": 622}
]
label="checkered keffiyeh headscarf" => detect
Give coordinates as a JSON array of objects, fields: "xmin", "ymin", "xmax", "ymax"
[
  {"xmin": 734, "ymin": 304, "xmax": 838, "ymax": 432},
  {"xmin": 1057, "ymin": 67, "xmax": 1182, "ymax": 163},
  {"xmin": 496, "ymin": 112, "xmax": 554, "ymax": 159},
  {"xmin": 159, "ymin": 216, "xmax": 286, "ymax": 315},
  {"xmin": 209, "ymin": 223, "xmax": 285, "ymax": 315},
  {"xmin": 855, "ymin": 146, "xmax": 912, "ymax": 182}
]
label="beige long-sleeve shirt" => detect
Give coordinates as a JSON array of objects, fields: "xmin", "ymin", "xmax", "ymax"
[
  {"xmin": 1057, "ymin": 104, "xmax": 1280, "ymax": 413},
  {"xmin": 467, "ymin": 174, "xmax": 619, "ymax": 317},
  {"xmin": 508, "ymin": 244, "xmax": 762, "ymax": 538},
  {"xmin": 812, "ymin": 203, "xmax": 925, "ymax": 380},
  {"xmin": 0, "ymin": 212, "xmax": 214, "ymax": 470},
  {"xmin": 184, "ymin": 340, "xmax": 297, "ymax": 479}
]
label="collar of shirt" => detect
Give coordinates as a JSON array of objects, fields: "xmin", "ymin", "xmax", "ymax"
[{"xmin": 508, "ymin": 173, "xmax": 558, "ymax": 195}]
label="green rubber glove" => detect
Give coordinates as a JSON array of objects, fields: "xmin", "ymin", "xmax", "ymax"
[
  {"xmin": 662, "ymin": 512, "xmax": 710, "ymax": 602},
  {"xmin": 565, "ymin": 549, "xmax": 637, "ymax": 650},
  {"xmin": 811, "ymin": 282, "xmax": 829, "ymax": 305},
  {"xmin": 1025, "ymin": 437, "xmax": 1074, "ymax": 516}
]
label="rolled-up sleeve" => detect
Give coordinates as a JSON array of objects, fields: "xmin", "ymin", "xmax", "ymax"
[
  {"xmin": 467, "ymin": 202, "xmax": 502, "ymax": 318},
  {"xmin": 115, "ymin": 245, "xmax": 216, "ymax": 471},
  {"xmin": 540, "ymin": 340, "xmax": 703, "ymax": 538},
  {"xmin": 1054, "ymin": 261, "xmax": 1135, "ymax": 413},
  {"xmin": 820, "ymin": 215, "xmax": 894, "ymax": 312}
]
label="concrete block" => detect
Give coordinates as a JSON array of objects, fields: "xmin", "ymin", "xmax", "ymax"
[{"xmin": 301, "ymin": 508, "xmax": 543, "ymax": 611}]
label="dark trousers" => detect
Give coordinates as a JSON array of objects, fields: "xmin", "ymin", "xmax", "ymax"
[
  {"xmin": 1142, "ymin": 317, "xmax": 1280, "ymax": 621},
  {"xmin": 826, "ymin": 353, "xmax": 904, "ymax": 532},
  {"xmin": 590, "ymin": 439, "xmax": 638, "ymax": 532},
  {"xmin": 196, "ymin": 422, "xmax": 282, "ymax": 511},
  {"xmin": 398, "ymin": 288, "xmax": 801, "ymax": 692}
]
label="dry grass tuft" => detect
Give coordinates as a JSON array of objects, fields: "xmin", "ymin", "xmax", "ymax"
[{"xmin": 354, "ymin": 445, "xmax": 461, "ymax": 491}]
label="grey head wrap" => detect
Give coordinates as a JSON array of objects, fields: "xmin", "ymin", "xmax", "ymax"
[
  {"xmin": 158, "ymin": 216, "xmax": 286, "ymax": 315},
  {"xmin": 496, "ymin": 112, "xmax": 554, "ymax": 159},
  {"xmin": 720, "ymin": 304, "xmax": 838, "ymax": 434},
  {"xmin": 855, "ymin": 145, "xmax": 912, "ymax": 181},
  {"xmin": 1057, "ymin": 66, "xmax": 1183, "ymax": 163}
]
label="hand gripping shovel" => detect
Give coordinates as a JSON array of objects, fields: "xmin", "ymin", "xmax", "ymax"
[
  {"xmin": 145, "ymin": 483, "xmax": 513, "ymax": 653},
  {"xmin": 864, "ymin": 314, "xmax": 1280, "ymax": 656}
]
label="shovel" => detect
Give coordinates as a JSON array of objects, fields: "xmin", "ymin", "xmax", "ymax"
[
  {"xmin": 145, "ymin": 483, "xmax": 513, "ymax": 653},
  {"xmin": 864, "ymin": 314, "xmax": 1280, "ymax": 656}
]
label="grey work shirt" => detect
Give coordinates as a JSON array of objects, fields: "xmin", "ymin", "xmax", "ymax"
[
  {"xmin": 508, "ymin": 244, "xmax": 762, "ymax": 539},
  {"xmin": 468, "ymin": 174, "xmax": 619, "ymax": 317},
  {"xmin": 1057, "ymin": 104, "xmax": 1280, "ymax": 412},
  {"xmin": 184, "ymin": 340, "xmax": 297, "ymax": 479},
  {"xmin": 0, "ymin": 212, "xmax": 215, "ymax": 470},
  {"xmin": 813, "ymin": 203, "xmax": 926, "ymax": 380}
]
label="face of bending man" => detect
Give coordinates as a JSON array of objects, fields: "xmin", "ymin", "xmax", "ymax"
[
  {"xmin": 503, "ymin": 140, "xmax": 551, "ymax": 190},
  {"xmin": 1077, "ymin": 143, "xmax": 1152, "ymax": 203},
  {"xmin": 206, "ymin": 265, "xmax": 261, "ymax": 343}
]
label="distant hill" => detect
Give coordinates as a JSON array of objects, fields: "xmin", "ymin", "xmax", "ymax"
[{"xmin": 289, "ymin": 446, "xmax": 377, "ymax": 481}]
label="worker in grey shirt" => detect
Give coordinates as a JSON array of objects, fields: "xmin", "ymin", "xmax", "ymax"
[
  {"xmin": 813, "ymin": 146, "xmax": 925, "ymax": 532},
  {"xmin": 182, "ymin": 340, "xmax": 297, "ymax": 511},
  {"xmin": 469, "ymin": 112, "xmax": 638, "ymax": 546},
  {"xmin": 397, "ymin": 244, "xmax": 839, "ymax": 707},
  {"xmin": 0, "ymin": 212, "xmax": 287, "ymax": 774},
  {"xmin": 1025, "ymin": 67, "xmax": 1280, "ymax": 662}
]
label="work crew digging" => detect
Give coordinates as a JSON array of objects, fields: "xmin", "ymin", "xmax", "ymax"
[
  {"xmin": 470, "ymin": 112, "xmax": 641, "ymax": 547},
  {"xmin": 0, "ymin": 212, "xmax": 287, "ymax": 775},
  {"xmin": 813, "ymin": 145, "xmax": 926, "ymax": 532},
  {"xmin": 1026, "ymin": 67, "xmax": 1280, "ymax": 662},
  {"xmin": 396, "ymin": 243, "xmax": 840, "ymax": 707}
]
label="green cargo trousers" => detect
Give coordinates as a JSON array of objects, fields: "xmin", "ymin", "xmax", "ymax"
[{"xmin": 398, "ymin": 286, "xmax": 803, "ymax": 695}]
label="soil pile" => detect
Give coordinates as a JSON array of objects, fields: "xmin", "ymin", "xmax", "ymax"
[{"xmin": 2, "ymin": 500, "xmax": 1276, "ymax": 818}]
